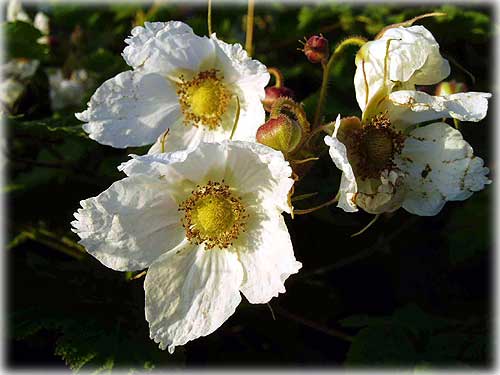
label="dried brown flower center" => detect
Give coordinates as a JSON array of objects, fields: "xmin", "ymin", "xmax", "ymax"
[{"xmin": 353, "ymin": 113, "xmax": 405, "ymax": 179}]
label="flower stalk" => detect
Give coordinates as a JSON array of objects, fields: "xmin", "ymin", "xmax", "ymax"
[
  {"xmin": 245, "ymin": 0, "xmax": 255, "ymax": 56},
  {"xmin": 313, "ymin": 36, "xmax": 366, "ymax": 129},
  {"xmin": 207, "ymin": 0, "xmax": 213, "ymax": 35}
]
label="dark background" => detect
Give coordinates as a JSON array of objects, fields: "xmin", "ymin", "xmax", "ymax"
[{"xmin": 5, "ymin": 2, "xmax": 494, "ymax": 371}]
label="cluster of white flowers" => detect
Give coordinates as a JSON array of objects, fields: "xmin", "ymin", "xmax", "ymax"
[
  {"xmin": 73, "ymin": 21, "xmax": 300, "ymax": 352},
  {"xmin": 72, "ymin": 20, "xmax": 491, "ymax": 352}
]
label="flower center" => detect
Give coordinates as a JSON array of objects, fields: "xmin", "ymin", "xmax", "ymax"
[
  {"xmin": 353, "ymin": 113, "xmax": 405, "ymax": 180},
  {"xmin": 176, "ymin": 69, "xmax": 231, "ymax": 130},
  {"xmin": 179, "ymin": 180, "xmax": 247, "ymax": 249}
]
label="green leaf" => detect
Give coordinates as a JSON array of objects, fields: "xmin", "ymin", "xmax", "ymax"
[
  {"xmin": 346, "ymin": 325, "xmax": 417, "ymax": 365},
  {"xmin": 446, "ymin": 191, "xmax": 490, "ymax": 266},
  {"xmin": 4, "ymin": 21, "xmax": 47, "ymax": 60},
  {"xmin": 9, "ymin": 116, "xmax": 88, "ymax": 140},
  {"xmin": 339, "ymin": 315, "xmax": 389, "ymax": 328}
]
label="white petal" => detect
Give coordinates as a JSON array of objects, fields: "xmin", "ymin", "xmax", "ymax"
[
  {"xmin": 71, "ymin": 175, "xmax": 185, "ymax": 271},
  {"xmin": 388, "ymin": 90, "xmax": 491, "ymax": 128},
  {"xmin": 145, "ymin": 245, "xmax": 243, "ymax": 353},
  {"xmin": 354, "ymin": 25, "xmax": 450, "ymax": 112},
  {"xmin": 7, "ymin": 0, "xmax": 30, "ymax": 22},
  {"xmin": 76, "ymin": 71, "xmax": 181, "ymax": 148},
  {"xmin": 123, "ymin": 21, "xmax": 216, "ymax": 76},
  {"xmin": 211, "ymin": 34, "xmax": 269, "ymax": 87},
  {"xmin": 147, "ymin": 118, "xmax": 229, "ymax": 155},
  {"xmin": 235, "ymin": 212, "xmax": 301, "ymax": 304},
  {"xmin": 355, "ymin": 170, "xmax": 406, "ymax": 214},
  {"xmin": 210, "ymin": 35, "xmax": 269, "ymax": 143},
  {"xmin": 119, "ymin": 142, "xmax": 229, "ymax": 203},
  {"xmin": 324, "ymin": 115, "xmax": 358, "ymax": 212},
  {"xmin": 399, "ymin": 122, "xmax": 491, "ymax": 216},
  {"xmin": 223, "ymin": 141, "xmax": 294, "ymax": 213},
  {"xmin": 229, "ymin": 89, "xmax": 266, "ymax": 143},
  {"xmin": 33, "ymin": 12, "xmax": 49, "ymax": 35}
]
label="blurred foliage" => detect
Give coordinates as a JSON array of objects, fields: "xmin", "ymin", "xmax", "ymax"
[{"xmin": 5, "ymin": 1, "xmax": 494, "ymax": 372}]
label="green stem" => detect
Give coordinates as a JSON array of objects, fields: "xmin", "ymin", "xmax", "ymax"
[
  {"xmin": 293, "ymin": 192, "xmax": 339, "ymax": 216},
  {"xmin": 312, "ymin": 37, "xmax": 366, "ymax": 129},
  {"xmin": 207, "ymin": 0, "xmax": 213, "ymax": 35},
  {"xmin": 11, "ymin": 226, "xmax": 86, "ymax": 260},
  {"xmin": 267, "ymin": 67, "xmax": 283, "ymax": 88},
  {"xmin": 245, "ymin": 0, "xmax": 255, "ymax": 56}
]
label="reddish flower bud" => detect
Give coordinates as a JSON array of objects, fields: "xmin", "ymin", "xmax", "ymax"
[
  {"xmin": 256, "ymin": 114, "xmax": 303, "ymax": 154},
  {"xmin": 304, "ymin": 35, "xmax": 329, "ymax": 64},
  {"xmin": 435, "ymin": 80, "xmax": 468, "ymax": 96},
  {"xmin": 262, "ymin": 86, "xmax": 295, "ymax": 112}
]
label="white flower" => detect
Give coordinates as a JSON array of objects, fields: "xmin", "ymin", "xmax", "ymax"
[
  {"xmin": 48, "ymin": 69, "xmax": 91, "ymax": 110},
  {"xmin": 0, "ymin": 59, "xmax": 40, "ymax": 113},
  {"xmin": 325, "ymin": 25, "xmax": 491, "ymax": 216},
  {"xmin": 75, "ymin": 21, "xmax": 269, "ymax": 152},
  {"xmin": 7, "ymin": 0, "xmax": 49, "ymax": 42},
  {"xmin": 71, "ymin": 140, "xmax": 301, "ymax": 352},
  {"xmin": 7, "ymin": 0, "xmax": 30, "ymax": 23}
]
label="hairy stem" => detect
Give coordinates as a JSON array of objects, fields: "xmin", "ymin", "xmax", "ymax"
[{"xmin": 313, "ymin": 37, "xmax": 366, "ymax": 129}]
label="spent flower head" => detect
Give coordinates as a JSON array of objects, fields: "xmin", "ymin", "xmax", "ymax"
[{"xmin": 325, "ymin": 25, "xmax": 491, "ymax": 216}]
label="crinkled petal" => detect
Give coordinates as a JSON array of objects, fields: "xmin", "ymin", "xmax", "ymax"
[
  {"xmin": 123, "ymin": 21, "xmax": 216, "ymax": 76},
  {"xmin": 210, "ymin": 35, "xmax": 269, "ymax": 142},
  {"xmin": 354, "ymin": 25, "xmax": 450, "ymax": 112},
  {"xmin": 388, "ymin": 90, "xmax": 491, "ymax": 129},
  {"xmin": 145, "ymin": 244, "xmax": 243, "ymax": 353},
  {"xmin": 223, "ymin": 141, "xmax": 294, "ymax": 213},
  {"xmin": 399, "ymin": 122, "xmax": 491, "ymax": 216},
  {"xmin": 211, "ymin": 34, "xmax": 269, "ymax": 87},
  {"xmin": 122, "ymin": 140, "xmax": 293, "ymax": 213},
  {"xmin": 119, "ymin": 142, "xmax": 229, "ymax": 204},
  {"xmin": 71, "ymin": 175, "xmax": 185, "ymax": 271},
  {"xmin": 234, "ymin": 211, "xmax": 301, "ymax": 304},
  {"xmin": 147, "ymin": 116, "xmax": 230, "ymax": 155},
  {"xmin": 76, "ymin": 71, "xmax": 181, "ymax": 148},
  {"xmin": 324, "ymin": 115, "xmax": 358, "ymax": 212}
]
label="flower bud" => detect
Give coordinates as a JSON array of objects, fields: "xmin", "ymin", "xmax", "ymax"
[
  {"xmin": 262, "ymin": 86, "xmax": 295, "ymax": 112},
  {"xmin": 256, "ymin": 114, "xmax": 303, "ymax": 154},
  {"xmin": 435, "ymin": 80, "xmax": 468, "ymax": 96},
  {"xmin": 304, "ymin": 35, "xmax": 329, "ymax": 64}
]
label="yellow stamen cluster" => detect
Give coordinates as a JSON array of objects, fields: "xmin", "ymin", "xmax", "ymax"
[
  {"xmin": 176, "ymin": 69, "xmax": 231, "ymax": 130},
  {"xmin": 352, "ymin": 113, "xmax": 405, "ymax": 180},
  {"xmin": 178, "ymin": 180, "xmax": 248, "ymax": 249}
]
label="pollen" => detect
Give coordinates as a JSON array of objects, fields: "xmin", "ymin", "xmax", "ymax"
[
  {"xmin": 352, "ymin": 113, "xmax": 405, "ymax": 180},
  {"xmin": 177, "ymin": 69, "xmax": 231, "ymax": 130},
  {"xmin": 178, "ymin": 180, "xmax": 248, "ymax": 249}
]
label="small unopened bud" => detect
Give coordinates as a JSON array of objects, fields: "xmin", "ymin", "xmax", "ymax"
[
  {"xmin": 435, "ymin": 80, "xmax": 468, "ymax": 96},
  {"xmin": 263, "ymin": 86, "xmax": 295, "ymax": 112},
  {"xmin": 304, "ymin": 35, "xmax": 329, "ymax": 64},
  {"xmin": 256, "ymin": 114, "xmax": 303, "ymax": 154}
]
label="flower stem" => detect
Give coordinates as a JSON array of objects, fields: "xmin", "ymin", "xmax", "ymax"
[
  {"xmin": 245, "ymin": 0, "xmax": 255, "ymax": 56},
  {"xmin": 312, "ymin": 37, "xmax": 366, "ymax": 129},
  {"xmin": 207, "ymin": 0, "xmax": 213, "ymax": 35},
  {"xmin": 272, "ymin": 304, "xmax": 354, "ymax": 342},
  {"xmin": 229, "ymin": 95, "xmax": 241, "ymax": 140},
  {"xmin": 350, "ymin": 214, "xmax": 380, "ymax": 237},
  {"xmin": 267, "ymin": 67, "xmax": 283, "ymax": 88},
  {"xmin": 293, "ymin": 192, "xmax": 339, "ymax": 215}
]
